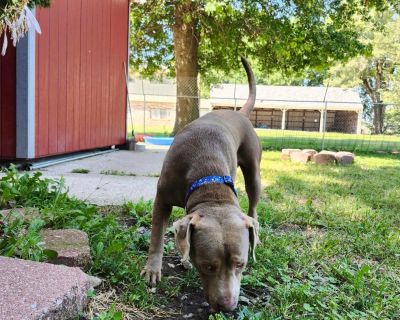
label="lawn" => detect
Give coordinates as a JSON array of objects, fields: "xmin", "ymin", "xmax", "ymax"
[
  {"xmin": 256, "ymin": 129, "xmax": 400, "ymax": 153},
  {"xmin": 1, "ymin": 152, "xmax": 400, "ymax": 319},
  {"xmin": 128, "ymin": 125, "xmax": 400, "ymax": 153}
]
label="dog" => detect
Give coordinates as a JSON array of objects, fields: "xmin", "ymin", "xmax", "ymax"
[{"xmin": 141, "ymin": 57, "xmax": 261, "ymax": 312}]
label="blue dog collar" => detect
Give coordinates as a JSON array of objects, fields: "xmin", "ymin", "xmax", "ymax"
[{"xmin": 185, "ymin": 175, "xmax": 237, "ymax": 206}]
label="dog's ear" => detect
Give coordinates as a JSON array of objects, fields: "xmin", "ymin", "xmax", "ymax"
[
  {"xmin": 173, "ymin": 214, "xmax": 200, "ymax": 263},
  {"xmin": 243, "ymin": 215, "xmax": 260, "ymax": 262}
]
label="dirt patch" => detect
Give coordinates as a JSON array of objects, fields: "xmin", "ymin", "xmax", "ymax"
[{"xmin": 274, "ymin": 223, "xmax": 326, "ymax": 239}]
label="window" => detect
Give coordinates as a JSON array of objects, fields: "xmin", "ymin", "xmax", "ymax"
[{"xmin": 150, "ymin": 108, "xmax": 171, "ymax": 119}]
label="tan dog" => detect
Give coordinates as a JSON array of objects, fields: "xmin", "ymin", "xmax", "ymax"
[{"xmin": 141, "ymin": 57, "xmax": 261, "ymax": 312}]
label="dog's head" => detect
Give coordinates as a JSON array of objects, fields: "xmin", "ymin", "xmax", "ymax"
[{"xmin": 173, "ymin": 206, "xmax": 259, "ymax": 312}]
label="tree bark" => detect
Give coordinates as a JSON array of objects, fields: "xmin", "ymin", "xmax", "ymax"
[
  {"xmin": 171, "ymin": 1, "xmax": 199, "ymax": 135},
  {"xmin": 362, "ymin": 72, "xmax": 385, "ymax": 134}
]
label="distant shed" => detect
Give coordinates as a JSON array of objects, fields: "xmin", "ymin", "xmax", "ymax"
[
  {"xmin": 0, "ymin": 0, "xmax": 129, "ymax": 161},
  {"xmin": 211, "ymin": 85, "xmax": 363, "ymax": 134}
]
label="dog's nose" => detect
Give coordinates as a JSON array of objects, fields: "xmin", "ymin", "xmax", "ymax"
[{"xmin": 216, "ymin": 296, "xmax": 237, "ymax": 312}]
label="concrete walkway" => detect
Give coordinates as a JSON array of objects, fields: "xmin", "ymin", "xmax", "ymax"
[{"xmin": 37, "ymin": 149, "xmax": 167, "ymax": 205}]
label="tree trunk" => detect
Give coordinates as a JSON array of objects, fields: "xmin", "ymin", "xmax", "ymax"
[
  {"xmin": 363, "ymin": 77, "xmax": 385, "ymax": 134},
  {"xmin": 171, "ymin": 1, "xmax": 199, "ymax": 136}
]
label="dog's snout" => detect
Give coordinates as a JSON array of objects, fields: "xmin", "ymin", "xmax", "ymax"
[{"xmin": 215, "ymin": 296, "xmax": 236, "ymax": 312}]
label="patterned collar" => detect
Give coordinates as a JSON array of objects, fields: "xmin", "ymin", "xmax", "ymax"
[{"xmin": 185, "ymin": 175, "xmax": 238, "ymax": 207}]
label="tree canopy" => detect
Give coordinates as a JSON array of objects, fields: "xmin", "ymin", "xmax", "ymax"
[
  {"xmin": 328, "ymin": 10, "xmax": 400, "ymax": 133},
  {"xmin": 130, "ymin": 0, "xmax": 399, "ymax": 133}
]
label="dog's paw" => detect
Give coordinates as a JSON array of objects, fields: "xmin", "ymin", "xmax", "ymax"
[{"xmin": 141, "ymin": 262, "xmax": 162, "ymax": 286}]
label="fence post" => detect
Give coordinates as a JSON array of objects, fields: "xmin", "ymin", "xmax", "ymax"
[
  {"xmin": 141, "ymin": 79, "xmax": 146, "ymax": 134},
  {"xmin": 233, "ymin": 80, "xmax": 237, "ymax": 111},
  {"xmin": 321, "ymin": 101, "xmax": 328, "ymax": 150},
  {"xmin": 281, "ymin": 109, "xmax": 286, "ymax": 130}
]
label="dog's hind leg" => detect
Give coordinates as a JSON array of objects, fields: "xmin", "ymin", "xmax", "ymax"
[{"xmin": 141, "ymin": 193, "xmax": 172, "ymax": 285}]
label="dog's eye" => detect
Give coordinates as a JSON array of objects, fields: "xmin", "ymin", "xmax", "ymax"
[
  {"xmin": 235, "ymin": 263, "xmax": 245, "ymax": 269},
  {"xmin": 203, "ymin": 264, "xmax": 217, "ymax": 273}
]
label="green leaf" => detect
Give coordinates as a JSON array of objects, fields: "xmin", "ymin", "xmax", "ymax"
[{"xmin": 43, "ymin": 249, "xmax": 58, "ymax": 259}]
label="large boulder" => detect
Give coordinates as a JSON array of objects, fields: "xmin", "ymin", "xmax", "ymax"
[
  {"xmin": 313, "ymin": 152, "xmax": 337, "ymax": 165},
  {"xmin": 0, "ymin": 256, "xmax": 90, "ymax": 320},
  {"xmin": 335, "ymin": 151, "xmax": 355, "ymax": 165},
  {"xmin": 302, "ymin": 149, "xmax": 318, "ymax": 157},
  {"xmin": 41, "ymin": 229, "xmax": 92, "ymax": 270},
  {"xmin": 290, "ymin": 151, "xmax": 311, "ymax": 164},
  {"xmin": 281, "ymin": 148, "xmax": 302, "ymax": 160}
]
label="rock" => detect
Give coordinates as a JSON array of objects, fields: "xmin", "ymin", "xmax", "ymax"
[
  {"xmin": 319, "ymin": 150, "xmax": 337, "ymax": 156},
  {"xmin": 167, "ymin": 263, "xmax": 175, "ymax": 268},
  {"xmin": 239, "ymin": 295, "xmax": 251, "ymax": 305},
  {"xmin": 290, "ymin": 151, "xmax": 311, "ymax": 164},
  {"xmin": 183, "ymin": 313, "xmax": 194, "ymax": 318},
  {"xmin": 41, "ymin": 229, "xmax": 92, "ymax": 270},
  {"xmin": 200, "ymin": 302, "xmax": 209, "ymax": 307},
  {"xmin": 335, "ymin": 151, "xmax": 355, "ymax": 165},
  {"xmin": 86, "ymin": 275, "xmax": 102, "ymax": 289},
  {"xmin": 197, "ymin": 308, "xmax": 203, "ymax": 313},
  {"xmin": 281, "ymin": 148, "xmax": 301, "ymax": 160},
  {"xmin": 149, "ymin": 287, "xmax": 157, "ymax": 294},
  {"xmin": 313, "ymin": 153, "xmax": 337, "ymax": 165},
  {"xmin": 0, "ymin": 256, "xmax": 90, "ymax": 320},
  {"xmin": 302, "ymin": 149, "xmax": 317, "ymax": 157},
  {"xmin": 181, "ymin": 259, "xmax": 192, "ymax": 269}
]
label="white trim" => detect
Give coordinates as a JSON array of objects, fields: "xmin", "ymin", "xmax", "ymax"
[{"xmin": 16, "ymin": 8, "xmax": 36, "ymax": 159}]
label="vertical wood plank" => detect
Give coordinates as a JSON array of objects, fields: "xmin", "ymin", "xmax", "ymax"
[{"xmin": 58, "ymin": 0, "xmax": 68, "ymax": 153}]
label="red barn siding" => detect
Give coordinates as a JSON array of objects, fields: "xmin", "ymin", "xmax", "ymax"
[
  {"xmin": 0, "ymin": 35, "xmax": 17, "ymax": 160},
  {"xmin": 35, "ymin": 0, "xmax": 129, "ymax": 157}
]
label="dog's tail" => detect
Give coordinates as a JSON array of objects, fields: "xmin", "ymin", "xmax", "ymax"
[{"xmin": 239, "ymin": 56, "xmax": 256, "ymax": 117}]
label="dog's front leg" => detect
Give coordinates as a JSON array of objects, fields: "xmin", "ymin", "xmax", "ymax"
[{"xmin": 141, "ymin": 194, "xmax": 172, "ymax": 285}]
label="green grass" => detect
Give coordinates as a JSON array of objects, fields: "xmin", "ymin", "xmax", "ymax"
[
  {"xmin": 256, "ymin": 129, "xmax": 400, "ymax": 152},
  {"xmin": 1, "ymin": 153, "xmax": 400, "ymax": 319},
  {"xmin": 100, "ymin": 170, "xmax": 137, "ymax": 177},
  {"xmin": 128, "ymin": 125, "xmax": 400, "ymax": 152},
  {"xmin": 71, "ymin": 168, "xmax": 90, "ymax": 174}
]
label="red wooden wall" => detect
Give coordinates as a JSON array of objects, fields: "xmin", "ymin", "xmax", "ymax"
[
  {"xmin": 35, "ymin": 0, "xmax": 129, "ymax": 157},
  {"xmin": 0, "ymin": 35, "xmax": 16, "ymax": 160}
]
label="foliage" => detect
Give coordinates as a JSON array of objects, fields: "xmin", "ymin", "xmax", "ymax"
[
  {"xmin": 131, "ymin": 0, "xmax": 399, "ymax": 132},
  {"xmin": 2, "ymin": 152, "xmax": 400, "ymax": 318},
  {"xmin": 131, "ymin": 1, "xmax": 400, "ymax": 81},
  {"xmin": 0, "ymin": 216, "xmax": 46, "ymax": 261},
  {"xmin": 328, "ymin": 11, "xmax": 400, "ymax": 133},
  {"xmin": 0, "ymin": 0, "xmax": 49, "ymax": 56}
]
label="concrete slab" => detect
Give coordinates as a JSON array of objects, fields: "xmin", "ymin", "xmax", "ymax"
[
  {"xmin": 0, "ymin": 256, "xmax": 90, "ymax": 320},
  {"xmin": 40, "ymin": 149, "xmax": 166, "ymax": 176},
  {"xmin": 36, "ymin": 150, "xmax": 167, "ymax": 205}
]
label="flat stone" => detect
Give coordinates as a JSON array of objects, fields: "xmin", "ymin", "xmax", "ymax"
[
  {"xmin": 41, "ymin": 229, "xmax": 92, "ymax": 270},
  {"xmin": 335, "ymin": 151, "xmax": 355, "ymax": 165},
  {"xmin": 319, "ymin": 150, "xmax": 337, "ymax": 156},
  {"xmin": 0, "ymin": 256, "xmax": 90, "ymax": 320},
  {"xmin": 302, "ymin": 149, "xmax": 317, "ymax": 157},
  {"xmin": 281, "ymin": 148, "xmax": 301, "ymax": 160},
  {"xmin": 313, "ymin": 153, "xmax": 337, "ymax": 165},
  {"xmin": 290, "ymin": 151, "xmax": 311, "ymax": 164}
]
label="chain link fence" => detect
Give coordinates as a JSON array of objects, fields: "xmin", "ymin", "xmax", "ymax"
[{"xmin": 128, "ymin": 78, "xmax": 400, "ymax": 153}]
